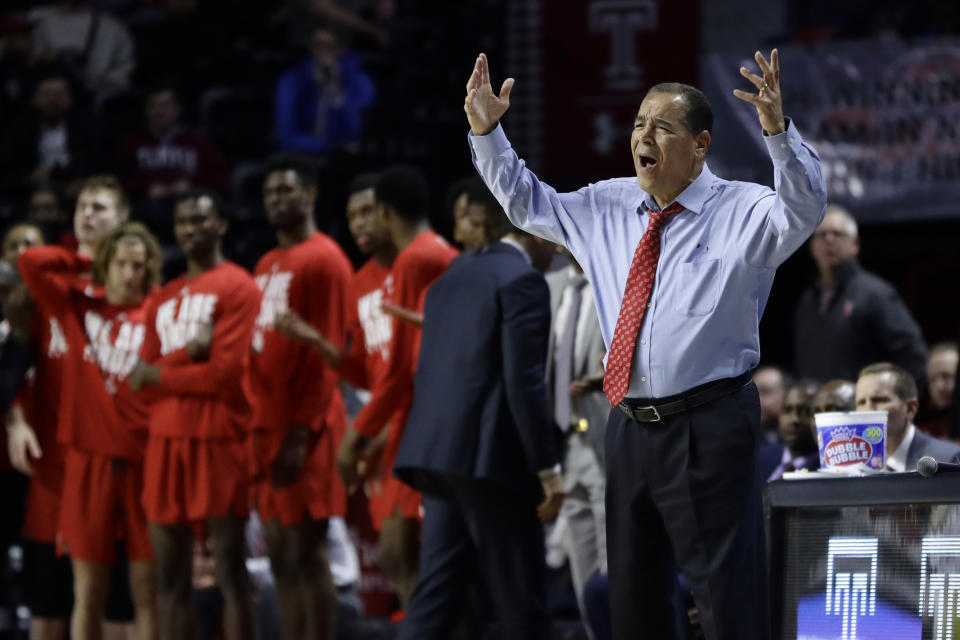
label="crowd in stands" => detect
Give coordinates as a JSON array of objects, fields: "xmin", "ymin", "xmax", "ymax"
[
  {"xmin": 0, "ymin": 0, "xmax": 500, "ymax": 273},
  {"xmin": 0, "ymin": 3, "xmax": 958, "ymax": 640}
]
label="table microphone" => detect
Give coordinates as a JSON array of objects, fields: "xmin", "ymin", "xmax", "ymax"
[{"xmin": 917, "ymin": 456, "xmax": 960, "ymax": 477}]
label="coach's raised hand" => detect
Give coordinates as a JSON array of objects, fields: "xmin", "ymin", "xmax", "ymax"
[
  {"xmin": 733, "ymin": 49, "xmax": 786, "ymax": 136},
  {"xmin": 465, "ymin": 53, "xmax": 514, "ymax": 136}
]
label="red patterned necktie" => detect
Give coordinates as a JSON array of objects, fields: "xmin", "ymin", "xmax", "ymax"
[{"xmin": 603, "ymin": 203, "xmax": 684, "ymax": 407}]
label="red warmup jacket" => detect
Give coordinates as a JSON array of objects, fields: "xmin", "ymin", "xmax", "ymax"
[
  {"xmin": 246, "ymin": 232, "xmax": 352, "ymax": 461},
  {"xmin": 351, "ymin": 231, "xmax": 458, "ymax": 446},
  {"xmin": 140, "ymin": 261, "xmax": 260, "ymax": 440},
  {"xmin": 18, "ymin": 247, "xmax": 150, "ymax": 461},
  {"xmin": 337, "ymin": 259, "xmax": 392, "ymax": 390}
]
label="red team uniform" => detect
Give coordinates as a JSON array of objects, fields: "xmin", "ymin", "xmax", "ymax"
[
  {"xmin": 351, "ymin": 231, "xmax": 457, "ymax": 528},
  {"xmin": 140, "ymin": 261, "xmax": 260, "ymax": 525},
  {"xmin": 18, "ymin": 246, "xmax": 153, "ymax": 564},
  {"xmin": 338, "ymin": 259, "xmax": 391, "ymax": 391},
  {"xmin": 17, "ymin": 312, "xmax": 69, "ymax": 544},
  {"xmin": 247, "ymin": 232, "xmax": 352, "ymax": 526}
]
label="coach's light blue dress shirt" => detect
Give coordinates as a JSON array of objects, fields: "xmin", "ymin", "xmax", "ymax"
[{"xmin": 470, "ymin": 120, "xmax": 827, "ymax": 400}]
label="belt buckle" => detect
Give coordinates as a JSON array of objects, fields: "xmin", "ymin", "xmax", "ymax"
[{"xmin": 638, "ymin": 405, "xmax": 661, "ymax": 422}]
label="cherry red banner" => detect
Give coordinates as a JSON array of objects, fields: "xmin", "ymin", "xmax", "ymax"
[{"xmin": 539, "ymin": 0, "xmax": 700, "ymax": 184}]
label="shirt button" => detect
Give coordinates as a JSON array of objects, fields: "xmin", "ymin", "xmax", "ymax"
[
  {"xmin": 641, "ymin": 376, "xmax": 647, "ymax": 382},
  {"xmin": 641, "ymin": 339, "xmax": 646, "ymax": 344},
  {"xmin": 780, "ymin": 143, "xmax": 787, "ymax": 148}
]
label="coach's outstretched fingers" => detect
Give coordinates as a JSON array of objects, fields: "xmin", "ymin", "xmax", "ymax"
[
  {"xmin": 464, "ymin": 53, "xmax": 514, "ymax": 136},
  {"xmin": 733, "ymin": 48, "xmax": 786, "ymax": 135}
]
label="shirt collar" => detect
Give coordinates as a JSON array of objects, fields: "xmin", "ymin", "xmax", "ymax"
[
  {"xmin": 499, "ymin": 236, "xmax": 531, "ymax": 265},
  {"xmin": 635, "ymin": 162, "xmax": 719, "ymax": 216},
  {"xmin": 782, "ymin": 446, "xmax": 817, "ymax": 468},
  {"xmin": 886, "ymin": 423, "xmax": 917, "ymax": 472}
]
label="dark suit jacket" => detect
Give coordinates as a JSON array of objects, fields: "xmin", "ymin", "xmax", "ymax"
[
  {"xmin": 394, "ymin": 242, "xmax": 559, "ymax": 502},
  {"xmin": 755, "ymin": 443, "xmax": 820, "ymax": 485},
  {"xmin": 905, "ymin": 429, "xmax": 960, "ymax": 472},
  {"xmin": 794, "ymin": 259, "xmax": 928, "ymax": 389}
]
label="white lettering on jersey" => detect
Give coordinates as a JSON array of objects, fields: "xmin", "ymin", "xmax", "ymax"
[
  {"xmin": 135, "ymin": 145, "xmax": 198, "ymax": 174},
  {"xmin": 82, "ymin": 311, "xmax": 145, "ymax": 390},
  {"xmin": 252, "ymin": 271, "xmax": 293, "ymax": 353},
  {"xmin": 155, "ymin": 292, "xmax": 217, "ymax": 355},
  {"xmin": 47, "ymin": 317, "xmax": 68, "ymax": 359},
  {"xmin": 357, "ymin": 287, "xmax": 391, "ymax": 360}
]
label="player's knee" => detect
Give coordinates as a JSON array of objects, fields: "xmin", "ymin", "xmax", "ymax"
[
  {"xmin": 130, "ymin": 561, "xmax": 157, "ymax": 611},
  {"xmin": 73, "ymin": 568, "xmax": 109, "ymax": 609},
  {"xmin": 267, "ymin": 544, "xmax": 296, "ymax": 584},
  {"xmin": 293, "ymin": 542, "xmax": 325, "ymax": 582},
  {"xmin": 154, "ymin": 557, "xmax": 189, "ymax": 596},
  {"xmin": 30, "ymin": 619, "xmax": 69, "ymax": 640},
  {"xmin": 213, "ymin": 554, "xmax": 249, "ymax": 598},
  {"xmin": 264, "ymin": 540, "xmax": 284, "ymax": 568},
  {"xmin": 129, "ymin": 575, "xmax": 156, "ymax": 611}
]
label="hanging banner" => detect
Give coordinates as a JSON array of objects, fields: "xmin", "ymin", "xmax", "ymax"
[
  {"xmin": 539, "ymin": 0, "xmax": 700, "ymax": 184},
  {"xmin": 708, "ymin": 40, "xmax": 960, "ymax": 222}
]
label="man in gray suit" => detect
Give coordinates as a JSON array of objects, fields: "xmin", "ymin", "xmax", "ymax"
[
  {"xmin": 854, "ymin": 362, "xmax": 960, "ymax": 472},
  {"xmin": 545, "ymin": 251, "xmax": 609, "ymax": 638}
]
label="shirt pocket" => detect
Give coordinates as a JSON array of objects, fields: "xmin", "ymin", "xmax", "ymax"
[{"xmin": 672, "ymin": 258, "xmax": 721, "ymax": 317}]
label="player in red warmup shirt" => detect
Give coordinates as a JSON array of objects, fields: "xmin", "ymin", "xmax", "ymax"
[
  {"xmin": 7, "ymin": 177, "xmax": 140, "ymax": 640},
  {"xmin": 246, "ymin": 157, "xmax": 352, "ymax": 640},
  {"xmin": 337, "ymin": 166, "xmax": 458, "ymax": 609},
  {"xmin": 277, "ymin": 173, "xmax": 429, "ymax": 605},
  {"xmin": 276, "ymin": 174, "xmax": 396, "ymax": 442},
  {"xmin": 280, "ymin": 168, "xmax": 458, "ymax": 609},
  {"xmin": 127, "ymin": 189, "xmax": 259, "ymax": 640},
  {"xmin": 19, "ymin": 222, "xmax": 163, "ymax": 640},
  {"xmin": 333, "ymin": 173, "xmax": 396, "ymax": 391}
]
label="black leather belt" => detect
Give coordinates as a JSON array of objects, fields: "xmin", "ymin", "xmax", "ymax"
[{"xmin": 617, "ymin": 371, "xmax": 753, "ymax": 423}]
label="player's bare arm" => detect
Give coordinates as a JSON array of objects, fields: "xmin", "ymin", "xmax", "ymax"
[
  {"xmin": 270, "ymin": 423, "xmax": 314, "ymax": 488},
  {"xmin": 275, "ymin": 309, "xmax": 344, "ymax": 369},
  {"xmin": 129, "ymin": 323, "xmax": 214, "ymax": 392},
  {"xmin": 380, "ymin": 301, "xmax": 423, "ymax": 328},
  {"xmin": 6, "ymin": 404, "xmax": 41, "ymax": 475}
]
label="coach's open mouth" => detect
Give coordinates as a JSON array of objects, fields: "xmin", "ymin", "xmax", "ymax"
[{"xmin": 638, "ymin": 155, "xmax": 658, "ymax": 170}]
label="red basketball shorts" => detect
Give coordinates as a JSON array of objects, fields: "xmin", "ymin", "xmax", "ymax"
[
  {"xmin": 254, "ymin": 425, "xmax": 345, "ymax": 527},
  {"xmin": 59, "ymin": 448, "xmax": 153, "ymax": 564},
  {"xmin": 142, "ymin": 436, "xmax": 250, "ymax": 525}
]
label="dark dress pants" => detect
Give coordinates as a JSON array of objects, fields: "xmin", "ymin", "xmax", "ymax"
[
  {"xmin": 605, "ymin": 381, "xmax": 767, "ymax": 640},
  {"xmin": 397, "ymin": 478, "xmax": 550, "ymax": 640}
]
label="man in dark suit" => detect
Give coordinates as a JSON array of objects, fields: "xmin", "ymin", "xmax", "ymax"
[
  {"xmin": 756, "ymin": 380, "xmax": 821, "ymax": 483},
  {"xmin": 393, "ymin": 195, "xmax": 563, "ymax": 639},
  {"xmin": 855, "ymin": 362, "xmax": 960, "ymax": 472}
]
